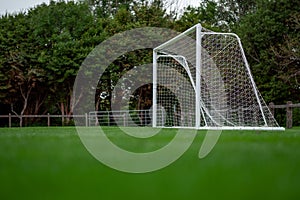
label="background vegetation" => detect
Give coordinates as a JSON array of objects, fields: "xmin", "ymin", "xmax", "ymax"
[{"xmin": 0, "ymin": 0, "xmax": 299, "ymax": 126}]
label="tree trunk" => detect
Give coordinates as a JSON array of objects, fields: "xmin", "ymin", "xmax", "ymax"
[
  {"xmin": 12, "ymin": 86, "xmax": 32, "ymax": 127},
  {"xmin": 60, "ymin": 102, "xmax": 65, "ymax": 125}
]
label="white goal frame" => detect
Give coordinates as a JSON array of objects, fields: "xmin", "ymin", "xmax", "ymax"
[{"xmin": 152, "ymin": 24, "xmax": 284, "ymax": 131}]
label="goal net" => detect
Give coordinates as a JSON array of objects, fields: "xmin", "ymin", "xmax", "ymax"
[{"xmin": 153, "ymin": 24, "xmax": 283, "ymax": 130}]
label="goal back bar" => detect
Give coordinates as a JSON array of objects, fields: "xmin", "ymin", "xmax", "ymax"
[{"xmin": 153, "ymin": 24, "xmax": 284, "ymax": 131}]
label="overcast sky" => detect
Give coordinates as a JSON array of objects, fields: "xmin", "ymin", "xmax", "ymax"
[
  {"xmin": 0, "ymin": 0, "xmax": 50, "ymax": 15},
  {"xmin": 0, "ymin": 0, "xmax": 200, "ymax": 16}
]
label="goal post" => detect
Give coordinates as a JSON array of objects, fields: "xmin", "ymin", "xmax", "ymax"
[{"xmin": 152, "ymin": 24, "xmax": 284, "ymax": 130}]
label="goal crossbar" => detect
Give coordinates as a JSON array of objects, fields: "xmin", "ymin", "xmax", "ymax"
[{"xmin": 152, "ymin": 24, "xmax": 284, "ymax": 131}]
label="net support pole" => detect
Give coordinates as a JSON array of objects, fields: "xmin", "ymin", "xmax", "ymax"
[
  {"xmin": 152, "ymin": 50, "xmax": 157, "ymax": 127},
  {"xmin": 195, "ymin": 24, "xmax": 202, "ymax": 128},
  {"xmin": 236, "ymin": 35, "xmax": 268, "ymax": 126}
]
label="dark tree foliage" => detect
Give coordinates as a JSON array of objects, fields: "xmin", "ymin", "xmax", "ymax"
[
  {"xmin": 234, "ymin": 0, "xmax": 300, "ymax": 104},
  {"xmin": 0, "ymin": 0, "xmax": 298, "ymax": 127}
]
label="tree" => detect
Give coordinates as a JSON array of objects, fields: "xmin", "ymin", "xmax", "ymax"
[
  {"xmin": 95, "ymin": 0, "xmax": 175, "ymax": 117},
  {"xmin": 84, "ymin": 0, "xmax": 134, "ymax": 17},
  {"xmin": 27, "ymin": 1, "xmax": 103, "ymax": 124},
  {"xmin": 0, "ymin": 12, "xmax": 47, "ymax": 126},
  {"xmin": 234, "ymin": 0, "xmax": 300, "ymax": 104},
  {"xmin": 217, "ymin": 0, "xmax": 257, "ymax": 26},
  {"xmin": 175, "ymin": 0, "xmax": 224, "ymax": 31},
  {"xmin": 270, "ymin": 12, "xmax": 300, "ymax": 100}
]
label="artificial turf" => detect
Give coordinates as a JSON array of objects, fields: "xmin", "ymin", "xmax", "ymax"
[{"xmin": 0, "ymin": 127, "xmax": 299, "ymax": 200}]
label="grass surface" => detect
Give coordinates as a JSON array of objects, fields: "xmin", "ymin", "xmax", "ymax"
[{"xmin": 0, "ymin": 127, "xmax": 300, "ymax": 200}]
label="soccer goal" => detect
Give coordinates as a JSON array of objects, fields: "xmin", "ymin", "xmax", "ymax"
[{"xmin": 152, "ymin": 24, "xmax": 284, "ymax": 130}]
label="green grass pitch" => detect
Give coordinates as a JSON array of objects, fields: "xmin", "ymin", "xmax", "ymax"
[{"xmin": 0, "ymin": 127, "xmax": 300, "ymax": 200}]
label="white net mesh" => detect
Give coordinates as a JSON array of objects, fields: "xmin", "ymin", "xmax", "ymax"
[
  {"xmin": 153, "ymin": 24, "xmax": 280, "ymax": 129},
  {"xmin": 156, "ymin": 56, "xmax": 196, "ymax": 127}
]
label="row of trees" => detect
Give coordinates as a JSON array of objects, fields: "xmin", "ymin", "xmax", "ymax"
[{"xmin": 0, "ymin": 0, "xmax": 299, "ymax": 126}]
